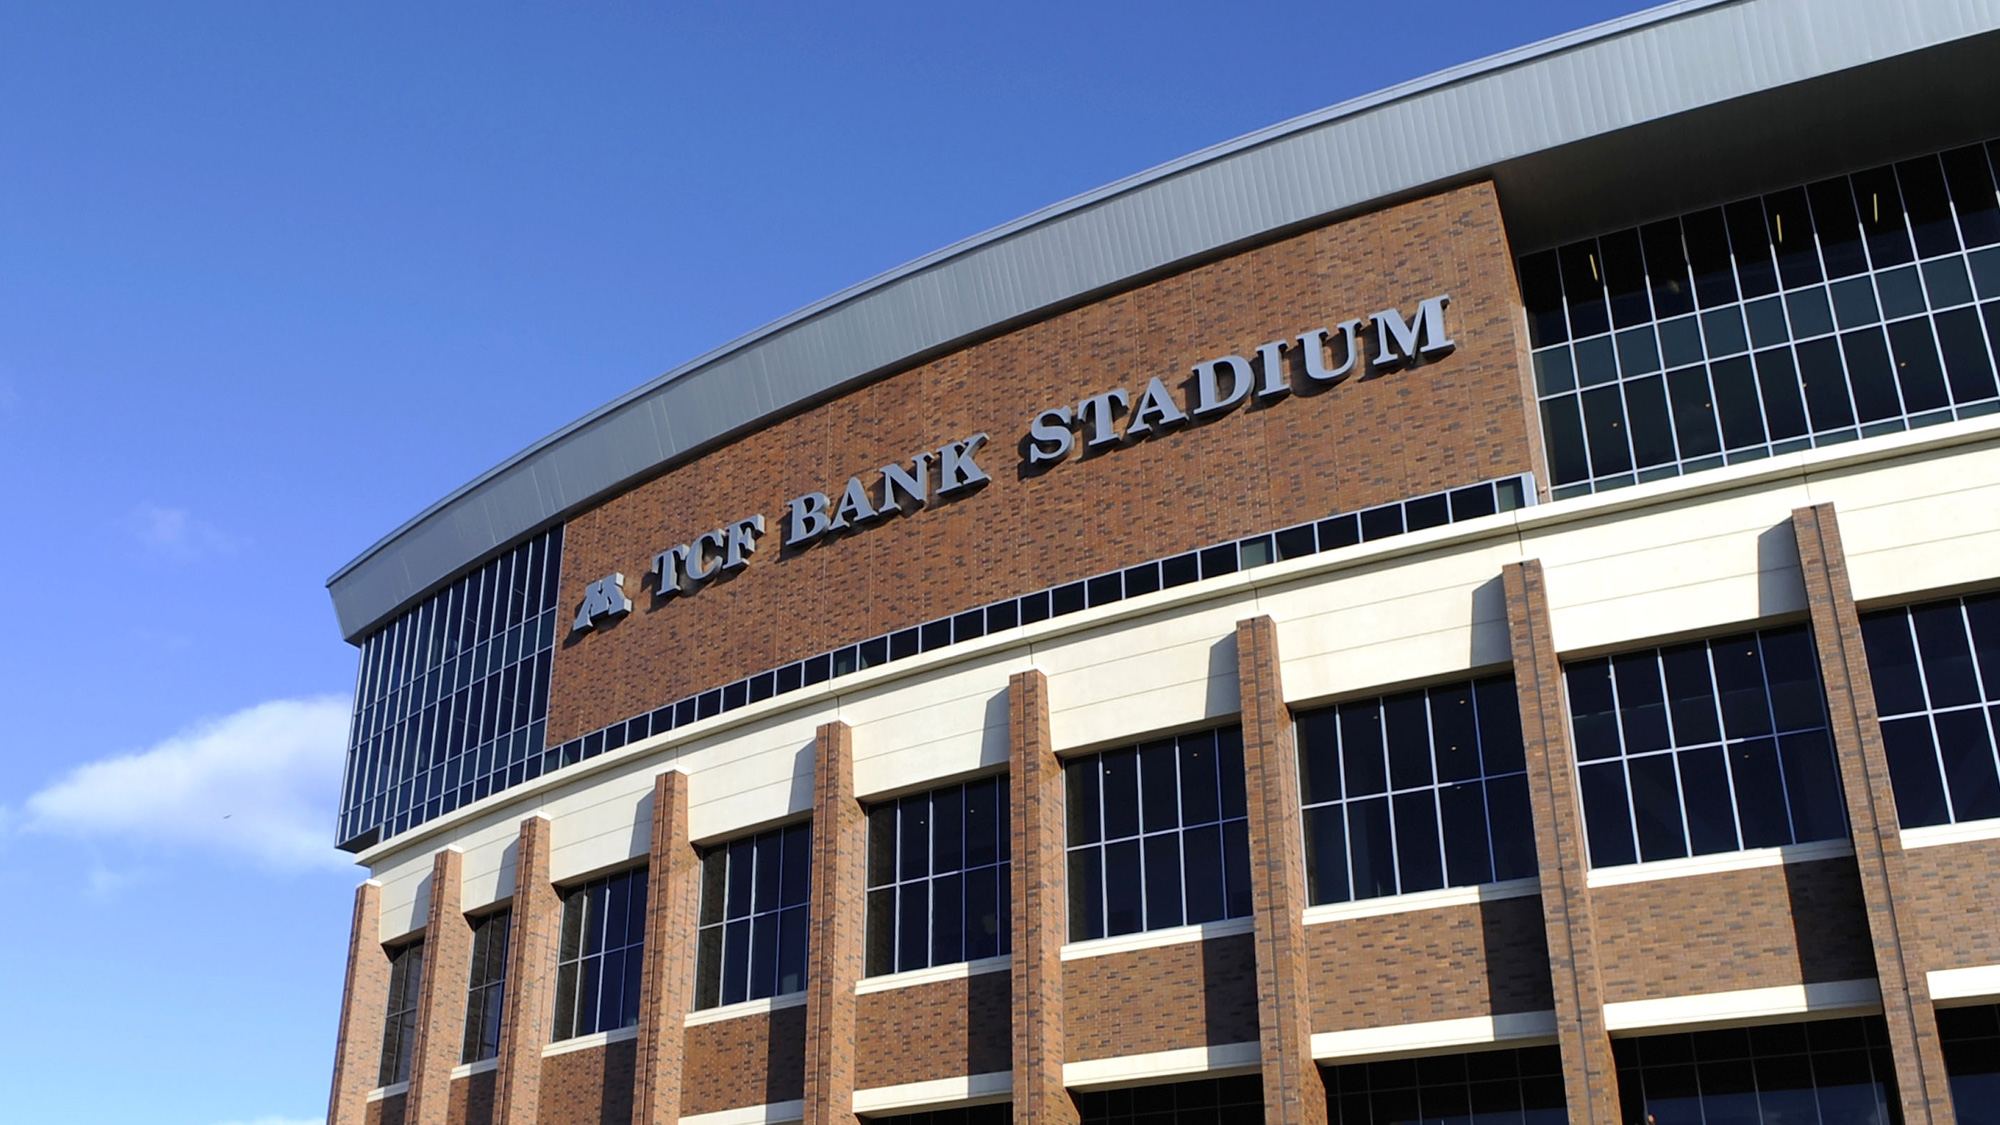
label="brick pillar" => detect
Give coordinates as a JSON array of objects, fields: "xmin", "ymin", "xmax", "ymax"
[
  {"xmin": 633, "ymin": 771, "xmax": 701, "ymax": 1125},
  {"xmin": 1792, "ymin": 503, "xmax": 1955, "ymax": 1125},
  {"xmin": 406, "ymin": 848, "xmax": 473, "ymax": 1125},
  {"xmin": 494, "ymin": 815, "xmax": 559, "ymax": 1125},
  {"xmin": 1009, "ymin": 669, "xmax": 1077, "ymax": 1125},
  {"xmin": 328, "ymin": 880, "xmax": 389, "ymax": 1125},
  {"xmin": 803, "ymin": 722, "xmax": 863, "ymax": 1125},
  {"xmin": 1235, "ymin": 617, "xmax": 1326, "ymax": 1125},
  {"xmin": 1502, "ymin": 561, "xmax": 1618, "ymax": 1125}
]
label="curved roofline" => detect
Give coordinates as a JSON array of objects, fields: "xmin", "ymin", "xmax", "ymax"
[{"xmin": 327, "ymin": 0, "xmax": 2000, "ymax": 640}]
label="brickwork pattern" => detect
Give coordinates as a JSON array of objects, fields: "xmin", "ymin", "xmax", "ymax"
[
  {"xmin": 633, "ymin": 771, "xmax": 701, "ymax": 1125},
  {"xmin": 1304, "ymin": 895, "xmax": 1554, "ymax": 1030},
  {"xmin": 1793, "ymin": 503, "xmax": 1955, "ymax": 1125},
  {"xmin": 330, "ymin": 880, "xmax": 390, "ymax": 1125},
  {"xmin": 372, "ymin": 1094, "xmax": 404, "ymax": 1125},
  {"xmin": 1236, "ymin": 616, "xmax": 1325, "ymax": 1125},
  {"xmin": 408, "ymin": 849, "xmax": 473, "ymax": 1125},
  {"xmin": 853, "ymin": 972, "xmax": 1012, "ymax": 1090},
  {"xmin": 1593, "ymin": 858, "xmax": 1876, "ymax": 1002},
  {"xmin": 495, "ymin": 816, "xmax": 561, "ymax": 1125},
  {"xmin": 679, "ymin": 1007, "xmax": 806, "ymax": 1116},
  {"xmin": 1008, "ymin": 668, "xmax": 1077, "ymax": 1125},
  {"xmin": 446, "ymin": 1073, "xmax": 496, "ymax": 1125},
  {"xmin": 1063, "ymin": 934, "xmax": 1261, "ymax": 1061},
  {"xmin": 803, "ymin": 722, "xmax": 863, "ymax": 1125},
  {"xmin": 534, "ymin": 1040, "xmax": 635, "ymax": 1125},
  {"xmin": 549, "ymin": 182, "xmax": 1536, "ymax": 742},
  {"xmin": 1504, "ymin": 560, "xmax": 1619, "ymax": 1125},
  {"xmin": 1897, "ymin": 837, "xmax": 2000, "ymax": 970}
]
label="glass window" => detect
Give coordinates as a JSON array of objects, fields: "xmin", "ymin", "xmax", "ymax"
[
  {"xmin": 866, "ymin": 777, "xmax": 1011, "ymax": 976},
  {"xmin": 1614, "ymin": 1017, "xmax": 1901, "ymax": 1125},
  {"xmin": 1529, "ymin": 138, "xmax": 2000, "ymax": 501},
  {"xmin": 1861, "ymin": 593, "xmax": 2000, "ymax": 828},
  {"xmin": 378, "ymin": 941, "xmax": 425, "ymax": 1087},
  {"xmin": 552, "ymin": 868, "xmax": 648, "ymax": 1040},
  {"xmin": 877, "ymin": 1107, "xmax": 1013, "ymax": 1125},
  {"xmin": 1296, "ymin": 676, "xmax": 1536, "ymax": 905},
  {"xmin": 1076, "ymin": 1075, "xmax": 1263, "ymax": 1125},
  {"xmin": 461, "ymin": 909, "xmax": 510, "ymax": 1064},
  {"xmin": 1939, "ymin": 1003, "xmax": 2000, "ymax": 1125},
  {"xmin": 1324, "ymin": 1045, "xmax": 1565, "ymax": 1125},
  {"xmin": 1065, "ymin": 727, "xmax": 1252, "ymax": 941},
  {"xmin": 339, "ymin": 526, "xmax": 565, "ymax": 849},
  {"xmin": 695, "ymin": 824, "xmax": 811, "ymax": 1009},
  {"xmin": 1565, "ymin": 626, "xmax": 1847, "ymax": 868}
]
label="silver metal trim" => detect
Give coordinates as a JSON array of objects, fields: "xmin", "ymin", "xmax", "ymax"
[{"xmin": 328, "ymin": 0, "xmax": 2000, "ymax": 640}]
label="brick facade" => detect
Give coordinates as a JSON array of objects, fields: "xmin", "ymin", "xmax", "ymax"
[
  {"xmin": 853, "ymin": 972, "xmax": 1013, "ymax": 1090},
  {"xmin": 330, "ymin": 880, "xmax": 390, "ymax": 1125},
  {"xmin": 547, "ymin": 181, "xmax": 1536, "ymax": 743},
  {"xmin": 1303, "ymin": 896, "xmax": 1554, "ymax": 1031},
  {"xmin": 1504, "ymin": 559, "xmax": 1619, "ymax": 1125},
  {"xmin": 679, "ymin": 1007, "xmax": 806, "ymax": 1116},
  {"xmin": 407, "ymin": 848, "xmax": 472, "ymax": 1125},
  {"xmin": 802, "ymin": 721, "xmax": 863, "ymax": 1125},
  {"xmin": 495, "ymin": 816, "xmax": 560, "ymax": 1125},
  {"xmin": 1793, "ymin": 503, "xmax": 1957, "ymax": 1125},
  {"xmin": 633, "ymin": 771, "xmax": 700, "ymax": 1125},
  {"xmin": 1008, "ymin": 668, "xmax": 1076, "ymax": 1125}
]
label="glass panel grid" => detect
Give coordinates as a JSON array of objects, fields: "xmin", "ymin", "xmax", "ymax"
[
  {"xmin": 1564, "ymin": 626, "xmax": 1848, "ymax": 869},
  {"xmin": 865, "ymin": 777, "xmax": 1012, "ymax": 977},
  {"xmin": 1860, "ymin": 593, "xmax": 2000, "ymax": 828},
  {"xmin": 551, "ymin": 868, "xmax": 649, "ymax": 1041},
  {"xmin": 339, "ymin": 525, "xmax": 564, "ymax": 849},
  {"xmin": 541, "ymin": 474, "xmax": 1536, "ymax": 783},
  {"xmin": 461, "ymin": 909, "xmax": 510, "ymax": 1064},
  {"xmin": 1524, "ymin": 140, "xmax": 2000, "ymax": 499},
  {"xmin": 1323, "ymin": 1044, "xmax": 1566, "ymax": 1125},
  {"xmin": 695, "ymin": 824, "xmax": 811, "ymax": 1009},
  {"xmin": 1295, "ymin": 675, "xmax": 1537, "ymax": 905},
  {"xmin": 378, "ymin": 941, "xmax": 425, "ymax": 1088},
  {"xmin": 1612, "ymin": 1016, "xmax": 1900, "ymax": 1125},
  {"xmin": 1064, "ymin": 727, "xmax": 1253, "ymax": 941},
  {"xmin": 1938, "ymin": 1003, "xmax": 2000, "ymax": 1120},
  {"xmin": 1075, "ymin": 1075, "xmax": 1264, "ymax": 1125}
]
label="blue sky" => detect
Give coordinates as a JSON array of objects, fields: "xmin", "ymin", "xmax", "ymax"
[{"xmin": 0, "ymin": 3, "xmax": 1654, "ymax": 1121}]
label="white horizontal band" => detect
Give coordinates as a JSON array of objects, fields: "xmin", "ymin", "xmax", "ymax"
[
  {"xmin": 542, "ymin": 1025, "xmax": 638, "ymax": 1056},
  {"xmin": 1602, "ymin": 979, "xmax": 1881, "ymax": 1032},
  {"xmin": 1900, "ymin": 817, "xmax": 2000, "ymax": 851},
  {"xmin": 852, "ymin": 1071, "xmax": 1013, "ymax": 1113},
  {"xmin": 449, "ymin": 1057, "xmax": 499, "ymax": 1080},
  {"xmin": 1063, "ymin": 1041, "xmax": 1261, "ymax": 1089},
  {"xmin": 1303, "ymin": 878, "xmax": 1538, "ymax": 925},
  {"xmin": 681, "ymin": 1100, "xmax": 806, "ymax": 1125},
  {"xmin": 1929, "ymin": 964, "xmax": 2000, "ymax": 1002},
  {"xmin": 855, "ymin": 954, "xmax": 1012, "ymax": 995},
  {"xmin": 1586, "ymin": 839, "xmax": 1854, "ymax": 888},
  {"xmin": 1311, "ymin": 1010, "xmax": 1557, "ymax": 1061},
  {"xmin": 685, "ymin": 992, "xmax": 808, "ymax": 1027},
  {"xmin": 1061, "ymin": 917, "xmax": 1255, "ymax": 961},
  {"xmin": 365, "ymin": 1081, "xmax": 408, "ymax": 1102}
]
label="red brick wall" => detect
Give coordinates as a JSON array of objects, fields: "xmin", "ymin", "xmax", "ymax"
[
  {"xmin": 1593, "ymin": 859, "xmax": 1876, "ymax": 1003},
  {"xmin": 1304, "ymin": 895, "xmax": 1554, "ymax": 1031},
  {"xmin": 1063, "ymin": 933, "xmax": 1261, "ymax": 1061},
  {"xmin": 535, "ymin": 1040, "xmax": 635, "ymax": 1125},
  {"xmin": 853, "ymin": 972, "xmax": 1012, "ymax": 1090},
  {"xmin": 548, "ymin": 181, "xmax": 1536, "ymax": 741},
  {"xmin": 1897, "ymin": 838, "xmax": 2000, "ymax": 971},
  {"xmin": 445, "ymin": 1072, "xmax": 494, "ymax": 1125},
  {"xmin": 679, "ymin": 1006, "xmax": 807, "ymax": 1116}
]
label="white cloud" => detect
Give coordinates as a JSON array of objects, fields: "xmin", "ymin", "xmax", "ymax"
[
  {"xmin": 26, "ymin": 697, "xmax": 353, "ymax": 872},
  {"xmin": 128, "ymin": 504, "xmax": 247, "ymax": 560}
]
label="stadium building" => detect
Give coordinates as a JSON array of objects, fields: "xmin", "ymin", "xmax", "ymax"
[{"xmin": 321, "ymin": 2, "xmax": 2000, "ymax": 1123}]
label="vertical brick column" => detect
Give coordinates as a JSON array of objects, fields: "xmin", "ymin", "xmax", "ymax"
[
  {"xmin": 634, "ymin": 771, "xmax": 702, "ymax": 1125},
  {"xmin": 328, "ymin": 880, "xmax": 389, "ymax": 1125},
  {"xmin": 1792, "ymin": 503, "xmax": 1955, "ymax": 1125},
  {"xmin": 494, "ymin": 815, "xmax": 560, "ymax": 1125},
  {"xmin": 1009, "ymin": 669, "xmax": 1077, "ymax": 1125},
  {"xmin": 803, "ymin": 721, "xmax": 863, "ymax": 1125},
  {"xmin": 1502, "ymin": 561, "xmax": 1618, "ymax": 1125},
  {"xmin": 1235, "ymin": 617, "xmax": 1327, "ymax": 1125},
  {"xmin": 406, "ymin": 848, "xmax": 473, "ymax": 1125}
]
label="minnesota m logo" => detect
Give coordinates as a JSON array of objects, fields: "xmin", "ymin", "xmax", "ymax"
[{"xmin": 572, "ymin": 573, "xmax": 633, "ymax": 633}]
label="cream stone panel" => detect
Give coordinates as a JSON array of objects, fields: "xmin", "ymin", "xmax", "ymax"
[
  {"xmin": 452, "ymin": 810, "xmax": 537, "ymax": 914},
  {"xmin": 1526, "ymin": 478, "xmax": 1814, "ymax": 655},
  {"xmin": 1805, "ymin": 440, "xmax": 2000, "ymax": 604},
  {"xmin": 841, "ymin": 649, "xmax": 1031, "ymax": 801},
  {"xmin": 374, "ymin": 848, "xmax": 435, "ymax": 944},
  {"xmin": 543, "ymin": 761, "xmax": 661, "ymax": 885},
  {"xmin": 1262, "ymin": 540, "xmax": 1522, "ymax": 706},
  {"xmin": 1036, "ymin": 592, "xmax": 1258, "ymax": 753},
  {"xmin": 676, "ymin": 708, "xmax": 830, "ymax": 844}
]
